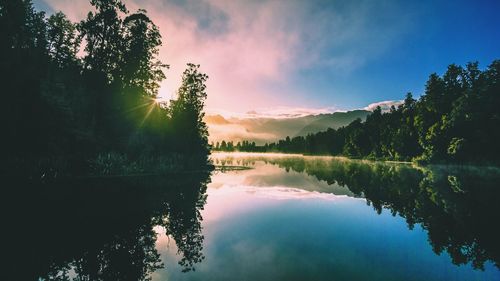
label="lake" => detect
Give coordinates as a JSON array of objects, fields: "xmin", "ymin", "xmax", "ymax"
[{"xmin": 4, "ymin": 152, "xmax": 500, "ymax": 280}]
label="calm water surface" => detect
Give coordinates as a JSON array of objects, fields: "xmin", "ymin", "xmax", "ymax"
[{"xmin": 4, "ymin": 152, "xmax": 500, "ymax": 280}]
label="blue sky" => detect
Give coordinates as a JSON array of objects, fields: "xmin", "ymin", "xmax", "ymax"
[
  {"xmin": 285, "ymin": 0, "xmax": 500, "ymax": 110},
  {"xmin": 34, "ymin": 0, "xmax": 500, "ymax": 115}
]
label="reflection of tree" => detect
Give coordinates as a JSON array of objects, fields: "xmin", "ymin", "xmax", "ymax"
[
  {"xmin": 213, "ymin": 157, "xmax": 256, "ymax": 167},
  {"xmin": 415, "ymin": 167, "xmax": 500, "ymax": 270},
  {"xmin": 158, "ymin": 180, "xmax": 207, "ymax": 272},
  {"xmin": 71, "ymin": 225, "xmax": 162, "ymax": 281},
  {"xmin": 3, "ymin": 173, "xmax": 210, "ymax": 280},
  {"xmin": 267, "ymin": 157, "xmax": 500, "ymax": 270}
]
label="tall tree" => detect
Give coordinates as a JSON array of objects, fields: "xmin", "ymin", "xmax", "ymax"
[
  {"xmin": 79, "ymin": 0, "xmax": 127, "ymax": 79},
  {"xmin": 46, "ymin": 12, "xmax": 80, "ymax": 68},
  {"xmin": 78, "ymin": 0, "xmax": 128, "ymax": 141},
  {"xmin": 0, "ymin": 0, "xmax": 51, "ymax": 162},
  {"xmin": 169, "ymin": 64, "xmax": 210, "ymax": 160},
  {"xmin": 121, "ymin": 10, "xmax": 166, "ymax": 98}
]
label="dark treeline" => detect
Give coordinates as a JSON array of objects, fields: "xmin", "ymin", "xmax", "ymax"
[
  {"xmin": 212, "ymin": 140, "xmax": 266, "ymax": 152},
  {"xmin": 229, "ymin": 61, "xmax": 500, "ymax": 164},
  {"xmin": 0, "ymin": 0, "xmax": 211, "ymax": 178}
]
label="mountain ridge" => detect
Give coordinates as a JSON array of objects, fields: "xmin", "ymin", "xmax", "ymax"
[
  {"xmin": 204, "ymin": 109, "xmax": 371, "ymax": 144},
  {"xmin": 294, "ymin": 110, "xmax": 370, "ymax": 137}
]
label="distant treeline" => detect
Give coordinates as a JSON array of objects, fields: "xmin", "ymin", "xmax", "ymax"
[
  {"xmin": 222, "ymin": 60, "xmax": 500, "ymax": 164},
  {"xmin": 1, "ymin": 0, "xmax": 211, "ymax": 177},
  {"xmin": 212, "ymin": 140, "xmax": 266, "ymax": 152}
]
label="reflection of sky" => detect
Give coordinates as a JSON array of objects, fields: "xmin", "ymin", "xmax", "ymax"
[
  {"xmin": 210, "ymin": 155, "xmax": 357, "ymax": 197},
  {"xmin": 152, "ymin": 155, "xmax": 500, "ymax": 281}
]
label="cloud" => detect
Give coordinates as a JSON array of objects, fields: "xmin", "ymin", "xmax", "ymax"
[
  {"xmin": 40, "ymin": 0, "xmax": 299, "ymax": 109},
  {"xmin": 37, "ymin": 0, "xmax": 92, "ymax": 20},
  {"xmin": 243, "ymin": 106, "xmax": 341, "ymax": 119},
  {"xmin": 206, "ymin": 105, "xmax": 348, "ymax": 119},
  {"xmin": 205, "ymin": 99, "xmax": 406, "ymax": 144},
  {"xmin": 207, "ymin": 123, "xmax": 278, "ymax": 144},
  {"xmin": 364, "ymin": 100, "xmax": 403, "ymax": 112},
  {"xmin": 38, "ymin": 0, "xmax": 414, "ymax": 113}
]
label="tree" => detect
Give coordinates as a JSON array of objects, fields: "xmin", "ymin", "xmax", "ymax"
[
  {"xmin": 78, "ymin": 0, "xmax": 128, "ymax": 141},
  {"xmin": 121, "ymin": 10, "xmax": 167, "ymax": 98},
  {"xmin": 46, "ymin": 12, "xmax": 80, "ymax": 67},
  {"xmin": 79, "ymin": 0, "xmax": 127, "ymax": 79},
  {"xmin": 259, "ymin": 60, "xmax": 499, "ymax": 164},
  {"xmin": 0, "ymin": 0, "xmax": 51, "ymax": 162},
  {"xmin": 1, "ymin": 0, "xmax": 213, "ymax": 177},
  {"xmin": 169, "ymin": 64, "xmax": 210, "ymax": 160}
]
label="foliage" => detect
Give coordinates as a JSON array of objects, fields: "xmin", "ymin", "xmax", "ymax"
[
  {"xmin": 168, "ymin": 64, "xmax": 210, "ymax": 157},
  {"xmin": 0, "ymin": 0, "xmax": 211, "ymax": 177},
  {"xmin": 229, "ymin": 61, "xmax": 500, "ymax": 164},
  {"xmin": 212, "ymin": 140, "xmax": 265, "ymax": 152}
]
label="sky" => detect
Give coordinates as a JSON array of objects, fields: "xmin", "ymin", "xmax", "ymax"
[{"xmin": 34, "ymin": 0, "xmax": 500, "ymax": 117}]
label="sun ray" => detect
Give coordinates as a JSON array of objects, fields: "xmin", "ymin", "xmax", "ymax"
[
  {"xmin": 123, "ymin": 101, "xmax": 152, "ymax": 114},
  {"xmin": 139, "ymin": 102, "xmax": 157, "ymax": 127}
]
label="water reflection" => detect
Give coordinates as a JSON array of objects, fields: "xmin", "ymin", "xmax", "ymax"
[
  {"xmin": 4, "ymin": 154, "xmax": 500, "ymax": 280},
  {"xmin": 212, "ymin": 153, "xmax": 500, "ymax": 270},
  {"xmin": 2, "ymin": 173, "xmax": 210, "ymax": 281}
]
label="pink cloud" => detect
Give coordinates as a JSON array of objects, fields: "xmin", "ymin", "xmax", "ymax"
[
  {"xmin": 43, "ymin": 0, "xmax": 301, "ymax": 112},
  {"xmin": 39, "ymin": 0, "xmax": 411, "ymax": 114}
]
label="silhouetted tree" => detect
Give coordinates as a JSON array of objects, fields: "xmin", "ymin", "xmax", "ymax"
[
  {"xmin": 168, "ymin": 64, "xmax": 210, "ymax": 164},
  {"xmin": 1, "ymin": 0, "xmax": 212, "ymax": 177}
]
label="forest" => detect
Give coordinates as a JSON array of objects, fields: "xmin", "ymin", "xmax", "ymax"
[
  {"xmin": 0, "ymin": 0, "xmax": 211, "ymax": 178},
  {"xmin": 216, "ymin": 60, "xmax": 500, "ymax": 164}
]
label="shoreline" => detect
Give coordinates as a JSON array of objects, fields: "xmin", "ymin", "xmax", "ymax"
[{"xmin": 210, "ymin": 151, "xmax": 500, "ymax": 168}]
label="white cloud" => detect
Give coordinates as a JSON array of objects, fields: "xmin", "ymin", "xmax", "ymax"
[
  {"xmin": 243, "ymin": 106, "xmax": 342, "ymax": 119},
  {"xmin": 364, "ymin": 100, "xmax": 403, "ymax": 112}
]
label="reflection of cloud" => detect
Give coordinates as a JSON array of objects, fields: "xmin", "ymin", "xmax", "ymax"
[
  {"xmin": 209, "ymin": 153, "xmax": 356, "ymax": 197},
  {"xmin": 203, "ymin": 165, "xmax": 353, "ymax": 223},
  {"xmin": 242, "ymin": 186, "xmax": 348, "ymax": 201}
]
